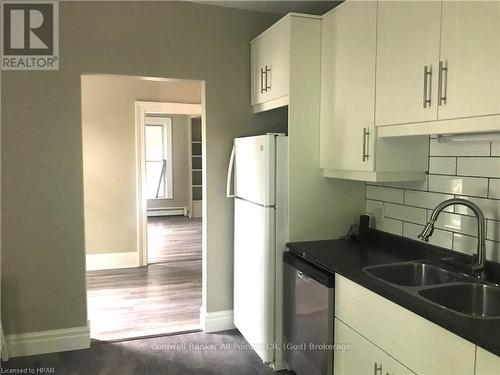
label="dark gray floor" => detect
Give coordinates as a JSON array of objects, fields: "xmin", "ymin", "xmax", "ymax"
[{"xmin": 2, "ymin": 330, "xmax": 291, "ymax": 375}]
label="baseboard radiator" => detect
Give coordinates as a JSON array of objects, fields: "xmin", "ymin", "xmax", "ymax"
[{"xmin": 147, "ymin": 207, "xmax": 188, "ymax": 217}]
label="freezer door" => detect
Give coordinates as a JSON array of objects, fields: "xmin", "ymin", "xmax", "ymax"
[
  {"xmin": 234, "ymin": 135, "xmax": 276, "ymax": 206},
  {"xmin": 233, "ymin": 198, "xmax": 276, "ymax": 364}
]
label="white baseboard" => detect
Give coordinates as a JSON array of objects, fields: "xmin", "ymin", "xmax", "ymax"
[
  {"xmin": 147, "ymin": 207, "xmax": 187, "ymax": 217},
  {"xmin": 86, "ymin": 251, "xmax": 139, "ymax": 271},
  {"xmin": 5, "ymin": 322, "xmax": 90, "ymax": 358},
  {"xmin": 201, "ymin": 309, "xmax": 234, "ymax": 333}
]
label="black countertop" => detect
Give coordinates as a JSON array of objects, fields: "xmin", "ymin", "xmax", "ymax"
[{"xmin": 286, "ymin": 230, "xmax": 500, "ymax": 357}]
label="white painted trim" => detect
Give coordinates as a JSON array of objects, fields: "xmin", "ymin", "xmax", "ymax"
[
  {"xmin": 147, "ymin": 207, "xmax": 187, "ymax": 217},
  {"xmin": 5, "ymin": 322, "xmax": 90, "ymax": 358},
  {"xmin": 85, "ymin": 252, "xmax": 139, "ymax": 271},
  {"xmin": 191, "ymin": 200, "xmax": 202, "ymax": 218},
  {"xmin": 136, "ymin": 101, "xmax": 203, "ymax": 267},
  {"xmin": 378, "ymin": 113, "xmax": 500, "ymax": 138},
  {"xmin": 136, "ymin": 101, "xmax": 202, "ymax": 116},
  {"xmin": 201, "ymin": 310, "xmax": 234, "ymax": 333}
]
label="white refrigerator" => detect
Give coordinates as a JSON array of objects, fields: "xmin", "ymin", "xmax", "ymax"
[{"xmin": 226, "ymin": 133, "xmax": 288, "ymax": 371}]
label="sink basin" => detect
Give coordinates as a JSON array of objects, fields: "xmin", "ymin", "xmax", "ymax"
[
  {"xmin": 419, "ymin": 283, "xmax": 500, "ymax": 319},
  {"xmin": 364, "ymin": 261, "xmax": 469, "ymax": 287}
]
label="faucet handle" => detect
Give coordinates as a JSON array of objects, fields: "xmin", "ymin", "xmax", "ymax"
[{"xmin": 466, "ymin": 254, "xmax": 486, "ymax": 279}]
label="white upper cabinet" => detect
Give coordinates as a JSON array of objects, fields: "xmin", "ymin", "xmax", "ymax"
[
  {"xmin": 438, "ymin": 1, "xmax": 500, "ymax": 120},
  {"xmin": 320, "ymin": 1, "xmax": 377, "ymax": 173},
  {"xmin": 375, "ymin": 1, "xmax": 442, "ymax": 126},
  {"xmin": 319, "ymin": 1, "xmax": 428, "ymax": 182},
  {"xmin": 377, "ymin": 1, "xmax": 500, "ymax": 137},
  {"xmin": 476, "ymin": 347, "xmax": 500, "ymax": 375},
  {"xmin": 251, "ymin": 16, "xmax": 290, "ymax": 113}
]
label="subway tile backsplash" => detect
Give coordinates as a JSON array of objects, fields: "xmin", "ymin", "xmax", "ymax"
[{"xmin": 365, "ymin": 136, "xmax": 500, "ymax": 263}]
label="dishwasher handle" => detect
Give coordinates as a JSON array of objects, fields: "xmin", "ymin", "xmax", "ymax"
[
  {"xmin": 297, "ymin": 270, "xmax": 311, "ymax": 281},
  {"xmin": 284, "ymin": 251, "xmax": 335, "ymax": 288}
]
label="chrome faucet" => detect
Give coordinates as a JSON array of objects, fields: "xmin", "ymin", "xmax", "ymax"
[{"xmin": 418, "ymin": 198, "xmax": 486, "ymax": 279}]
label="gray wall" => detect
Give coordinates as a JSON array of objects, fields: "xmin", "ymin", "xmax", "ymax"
[
  {"xmin": 147, "ymin": 115, "xmax": 191, "ymax": 211},
  {"xmin": 81, "ymin": 75, "xmax": 198, "ymax": 255},
  {"xmin": 1, "ymin": 1, "xmax": 284, "ymax": 334}
]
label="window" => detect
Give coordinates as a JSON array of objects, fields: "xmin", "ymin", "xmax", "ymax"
[{"xmin": 145, "ymin": 116, "xmax": 173, "ymax": 199}]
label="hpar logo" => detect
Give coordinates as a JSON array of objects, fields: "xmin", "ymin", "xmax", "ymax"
[{"xmin": 1, "ymin": 1, "xmax": 59, "ymax": 70}]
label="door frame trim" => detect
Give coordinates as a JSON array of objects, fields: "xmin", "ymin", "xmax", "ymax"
[{"xmin": 135, "ymin": 101, "xmax": 202, "ymax": 266}]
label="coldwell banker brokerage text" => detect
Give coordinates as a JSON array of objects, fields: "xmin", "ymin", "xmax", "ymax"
[{"xmin": 1, "ymin": 1, "xmax": 59, "ymax": 70}]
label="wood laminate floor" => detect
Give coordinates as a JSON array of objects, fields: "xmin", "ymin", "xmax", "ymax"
[
  {"xmin": 87, "ymin": 216, "xmax": 202, "ymax": 342},
  {"xmin": 2, "ymin": 330, "xmax": 292, "ymax": 375},
  {"xmin": 147, "ymin": 216, "xmax": 202, "ymax": 264}
]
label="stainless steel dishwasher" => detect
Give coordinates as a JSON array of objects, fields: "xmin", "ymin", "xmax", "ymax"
[{"xmin": 283, "ymin": 251, "xmax": 335, "ymax": 375}]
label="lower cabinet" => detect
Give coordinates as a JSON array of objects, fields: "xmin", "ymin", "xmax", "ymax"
[
  {"xmin": 476, "ymin": 347, "xmax": 500, "ymax": 375},
  {"xmin": 334, "ymin": 318, "xmax": 414, "ymax": 375},
  {"xmin": 335, "ymin": 274, "xmax": 476, "ymax": 374}
]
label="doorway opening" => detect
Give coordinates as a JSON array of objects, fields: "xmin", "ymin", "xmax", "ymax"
[
  {"xmin": 81, "ymin": 74, "xmax": 205, "ymax": 342},
  {"xmin": 146, "ymin": 115, "xmax": 202, "ymax": 263}
]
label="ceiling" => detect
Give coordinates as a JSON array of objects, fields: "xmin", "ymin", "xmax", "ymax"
[{"xmin": 189, "ymin": 1, "xmax": 342, "ymax": 16}]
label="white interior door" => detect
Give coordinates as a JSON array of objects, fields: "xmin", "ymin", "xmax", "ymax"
[
  {"xmin": 375, "ymin": 1, "xmax": 441, "ymax": 126},
  {"xmin": 234, "ymin": 135, "xmax": 275, "ymax": 206},
  {"xmin": 233, "ymin": 198, "xmax": 275, "ymax": 363},
  {"xmin": 438, "ymin": 1, "xmax": 500, "ymax": 120}
]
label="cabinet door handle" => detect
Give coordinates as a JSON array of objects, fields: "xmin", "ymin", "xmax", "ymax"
[
  {"xmin": 374, "ymin": 363, "xmax": 382, "ymax": 375},
  {"xmin": 260, "ymin": 67, "xmax": 265, "ymax": 94},
  {"xmin": 265, "ymin": 65, "xmax": 271, "ymax": 91},
  {"xmin": 423, "ymin": 65, "xmax": 432, "ymax": 108},
  {"xmin": 362, "ymin": 128, "xmax": 370, "ymax": 162},
  {"xmin": 438, "ymin": 60, "xmax": 448, "ymax": 106}
]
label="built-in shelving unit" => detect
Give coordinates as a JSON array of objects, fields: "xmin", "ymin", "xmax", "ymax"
[{"xmin": 189, "ymin": 117, "xmax": 202, "ymax": 217}]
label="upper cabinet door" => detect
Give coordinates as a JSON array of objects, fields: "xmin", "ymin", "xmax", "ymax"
[
  {"xmin": 251, "ymin": 37, "xmax": 267, "ymax": 106},
  {"xmin": 375, "ymin": 1, "xmax": 442, "ymax": 126},
  {"xmin": 250, "ymin": 17, "xmax": 290, "ymax": 109},
  {"xmin": 320, "ymin": 1, "xmax": 377, "ymax": 172},
  {"xmin": 263, "ymin": 19, "xmax": 289, "ymax": 103},
  {"xmin": 438, "ymin": 2, "xmax": 500, "ymax": 120}
]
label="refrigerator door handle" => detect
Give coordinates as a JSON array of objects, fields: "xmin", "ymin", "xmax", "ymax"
[{"xmin": 226, "ymin": 144, "xmax": 235, "ymax": 198}]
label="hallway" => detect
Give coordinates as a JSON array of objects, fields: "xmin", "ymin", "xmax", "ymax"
[{"xmin": 86, "ymin": 216, "xmax": 202, "ymax": 342}]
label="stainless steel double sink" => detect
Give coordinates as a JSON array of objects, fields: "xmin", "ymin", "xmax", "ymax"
[{"xmin": 363, "ymin": 261, "xmax": 500, "ymax": 319}]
